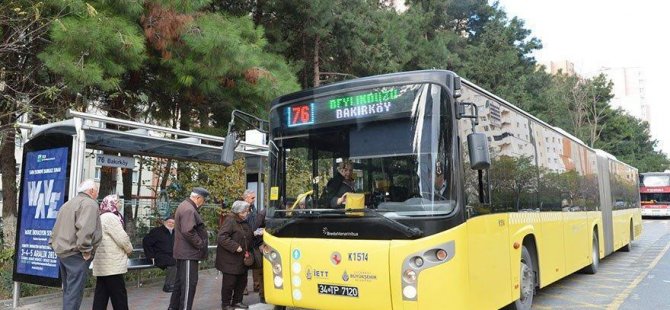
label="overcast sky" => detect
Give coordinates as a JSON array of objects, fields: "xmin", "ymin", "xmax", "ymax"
[{"xmin": 496, "ymin": 0, "xmax": 670, "ymax": 155}]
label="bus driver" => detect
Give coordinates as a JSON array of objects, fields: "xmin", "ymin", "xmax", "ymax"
[{"xmin": 323, "ymin": 160, "xmax": 356, "ymax": 208}]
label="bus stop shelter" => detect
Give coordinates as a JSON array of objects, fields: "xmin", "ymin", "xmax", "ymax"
[{"xmin": 12, "ymin": 110, "xmax": 267, "ymax": 308}]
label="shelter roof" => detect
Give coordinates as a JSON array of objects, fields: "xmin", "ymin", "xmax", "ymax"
[{"xmin": 21, "ymin": 110, "xmax": 267, "ymax": 163}]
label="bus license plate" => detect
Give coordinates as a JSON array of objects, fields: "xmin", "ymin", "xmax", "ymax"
[{"xmin": 317, "ymin": 284, "xmax": 359, "ymax": 297}]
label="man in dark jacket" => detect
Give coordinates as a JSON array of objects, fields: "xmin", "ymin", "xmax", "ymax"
[
  {"xmin": 142, "ymin": 216, "xmax": 176, "ymax": 292},
  {"xmin": 243, "ymin": 189, "xmax": 266, "ymax": 301},
  {"xmin": 168, "ymin": 187, "xmax": 209, "ymax": 310},
  {"xmin": 322, "ymin": 160, "xmax": 355, "ymax": 208}
]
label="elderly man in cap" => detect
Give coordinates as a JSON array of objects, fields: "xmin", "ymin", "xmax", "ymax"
[{"xmin": 168, "ymin": 187, "xmax": 210, "ymax": 310}]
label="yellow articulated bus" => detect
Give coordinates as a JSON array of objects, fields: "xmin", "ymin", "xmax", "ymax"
[{"xmin": 259, "ymin": 70, "xmax": 642, "ymax": 310}]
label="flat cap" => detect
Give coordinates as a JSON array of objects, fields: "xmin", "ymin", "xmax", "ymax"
[{"xmin": 192, "ymin": 187, "xmax": 210, "ymax": 198}]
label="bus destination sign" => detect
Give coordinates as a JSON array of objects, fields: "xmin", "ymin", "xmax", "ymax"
[{"xmin": 284, "ymin": 85, "xmax": 421, "ymax": 128}]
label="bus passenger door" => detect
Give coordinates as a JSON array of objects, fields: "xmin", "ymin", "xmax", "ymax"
[{"xmin": 466, "ymin": 213, "xmax": 511, "ymax": 309}]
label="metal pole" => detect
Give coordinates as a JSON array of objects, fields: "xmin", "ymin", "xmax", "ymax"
[{"xmin": 13, "ymin": 281, "xmax": 19, "ymax": 308}]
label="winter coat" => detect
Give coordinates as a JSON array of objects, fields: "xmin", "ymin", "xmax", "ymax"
[
  {"xmin": 92, "ymin": 213, "xmax": 133, "ymax": 277},
  {"xmin": 247, "ymin": 205, "xmax": 266, "ymax": 248},
  {"xmin": 215, "ymin": 214, "xmax": 253, "ymax": 275},
  {"xmin": 173, "ymin": 198, "xmax": 208, "ymax": 260},
  {"xmin": 142, "ymin": 225, "xmax": 175, "ymax": 268},
  {"xmin": 49, "ymin": 193, "xmax": 102, "ymax": 258}
]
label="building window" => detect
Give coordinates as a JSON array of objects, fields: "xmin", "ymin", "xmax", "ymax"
[
  {"xmin": 95, "ymin": 167, "xmax": 101, "ymax": 180},
  {"xmin": 133, "ymin": 171, "xmax": 139, "ymax": 184}
]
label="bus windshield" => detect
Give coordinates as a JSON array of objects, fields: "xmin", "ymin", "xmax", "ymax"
[
  {"xmin": 641, "ymin": 193, "xmax": 670, "ymax": 204},
  {"xmin": 641, "ymin": 175, "xmax": 670, "ymax": 187},
  {"xmin": 269, "ymin": 83, "xmax": 453, "ymax": 219}
]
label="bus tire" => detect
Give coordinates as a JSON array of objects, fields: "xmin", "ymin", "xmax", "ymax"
[
  {"xmin": 583, "ymin": 233, "xmax": 600, "ymax": 274},
  {"xmin": 507, "ymin": 246, "xmax": 535, "ymax": 310},
  {"xmin": 273, "ymin": 306, "xmax": 286, "ymax": 310},
  {"xmin": 621, "ymin": 221, "xmax": 634, "ymax": 252}
]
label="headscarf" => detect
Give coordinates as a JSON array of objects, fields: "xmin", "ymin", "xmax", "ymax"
[{"xmin": 100, "ymin": 194, "xmax": 125, "ymax": 226}]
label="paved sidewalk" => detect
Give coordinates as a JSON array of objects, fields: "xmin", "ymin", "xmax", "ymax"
[{"xmin": 8, "ymin": 269, "xmax": 273, "ymax": 310}]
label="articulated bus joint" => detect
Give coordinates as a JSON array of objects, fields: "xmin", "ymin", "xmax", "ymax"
[
  {"xmin": 262, "ymin": 244, "xmax": 284, "ymax": 289},
  {"xmin": 400, "ymin": 241, "xmax": 455, "ymax": 301}
]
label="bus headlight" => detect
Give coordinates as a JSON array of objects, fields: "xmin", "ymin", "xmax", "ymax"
[
  {"xmin": 263, "ymin": 244, "xmax": 284, "ymax": 289},
  {"xmin": 436, "ymin": 249, "xmax": 448, "ymax": 261},
  {"xmin": 403, "ymin": 285, "xmax": 417, "ymax": 299},
  {"xmin": 273, "ymin": 262, "xmax": 282, "ymax": 274},
  {"xmin": 400, "ymin": 241, "xmax": 455, "ymax": 301},
  {"xmin": 412, "ymin": 256, "xmax": 424, "ymax": 268},
  {"xmin": 403, "ymin": 269, "xmax": 417, "ymax": 283}
]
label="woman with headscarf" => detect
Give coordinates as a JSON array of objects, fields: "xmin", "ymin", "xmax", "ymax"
[
  {"xmin": 216, "ymin": 200, "xmax": 253, "ymax": 310},
  {"xmin": 91, "ymin": 195, "xmax": 133, "ymax": 310}
]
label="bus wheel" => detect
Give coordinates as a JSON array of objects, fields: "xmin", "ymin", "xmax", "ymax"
[
  {"xmin": 273, "ymin": 306, "xmax": 287, "ymax": 310},
  {"xmin": 509, "ymin": 246, "xmax": 535, "ymax": 310},
  {"xmin": 583, "ymin": 233, "xmax": 600, "ymax": 274},
  {"xmin": 621, "ymin": 222, "xmax": 633, "ymax": 252}
]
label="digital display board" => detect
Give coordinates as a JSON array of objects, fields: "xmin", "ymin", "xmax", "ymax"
[
  {"xmin": 283, "ymin": 84, "xmax": 423, "ymax": 129},
  {"xmin": 287, "ymin": 103, "xmax": 315, "ymax": 127}
]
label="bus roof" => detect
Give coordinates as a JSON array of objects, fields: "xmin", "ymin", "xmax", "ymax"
[{"xmin": 270, "ymin": 70, "xmax": 459, "ymax": 110}]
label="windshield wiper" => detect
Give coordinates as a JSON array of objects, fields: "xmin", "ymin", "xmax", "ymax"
[{"xmin": 273, "ymin": 208, "xmax": 423, "ymax": 238}]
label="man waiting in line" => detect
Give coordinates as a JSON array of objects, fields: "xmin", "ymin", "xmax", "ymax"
[
  {"xmin": 243, "ymin": 189, "xmax": 266, "ymax": 301},
  {"xmin": 168, "ymin": 187, "xmax": 210, "ymax": 310},
  {"xmin": 49, "ymin": 179, "xmax": 102, "ymax": 310},
  {"xmin": 143, "ymin": 216, "xmax": 176, "ymax": 292}
]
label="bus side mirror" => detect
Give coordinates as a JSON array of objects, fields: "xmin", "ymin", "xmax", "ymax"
[
  {"xmin": 220, "ymin": 131, "xmax": 237, "ymax": 166},
  {"xmin": 467, "ymin": 132, "xmax": 490, "ymax": 170}
]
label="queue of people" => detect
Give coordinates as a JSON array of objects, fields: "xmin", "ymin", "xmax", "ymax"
[{"xmin": 50, "ymin": 179, "xmax": 264, "ymax": 310}]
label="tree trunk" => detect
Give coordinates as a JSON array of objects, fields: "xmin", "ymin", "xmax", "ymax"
[
  {"xmin": 98, "ymin": 164, "xmax": 117, "ymax": 198},
  {"xmin": 1, "ymin": 126, "xmax": 18, "ymax": 249},
  {"xmin": 253, "ymin": 0, "xmax": 264, "ymax": 26},
  {"xmin": 313, "ymin": 34, "xmax": 321, "ymax": 87},
  {"xmin": 120, "ymin": 164, "xmax": 136, "ymax": 243}
]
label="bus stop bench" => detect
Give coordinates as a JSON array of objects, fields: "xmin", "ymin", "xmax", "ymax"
[
  {"xmin": 128, "ymin": 258, "xmax": 155, "ymax": 270},
  {"xmin": 127, "ymin": 258, "xmax": 155, "ymax": 288}
]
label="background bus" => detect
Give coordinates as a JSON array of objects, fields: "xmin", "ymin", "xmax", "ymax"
[
  {"xmin": 640, "ymin": 172, "xmax": 670, "ymax": 217},
  {"xmin": 257, "ymin": 70, "xmax": 641, "ymax": 310}
]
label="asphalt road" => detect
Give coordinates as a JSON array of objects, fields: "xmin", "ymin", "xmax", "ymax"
[{"xmin": 533, "ymin": 218, "xmax": 670, "ymax": 309}]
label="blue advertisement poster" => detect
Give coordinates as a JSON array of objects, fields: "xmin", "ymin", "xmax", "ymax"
[{"xmin": 16, "ymin": 147, "xmax": 68, "ymax": 278}]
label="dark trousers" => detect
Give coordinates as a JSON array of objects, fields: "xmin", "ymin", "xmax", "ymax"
[
  {"xmin": 164, "ymin": 265, "xmax": 177, "ymax": 291},
  {"xmin": 92, "ymin": 274, "xmax": 129, "ymax": 310},
  {"xmin": 168, "ymin": 260, "xmax": 199, "ymax": 310},
  {"xmin": 59, "ymin": 253, "xmax": 91, "ymax": 310},
  {"xmin": 252, "ymin": 268, "xmax": 264, "ymax": 298},
  {"xmin": 221, "ymin": 273, "xmax": 247, "ymax": 306}
]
